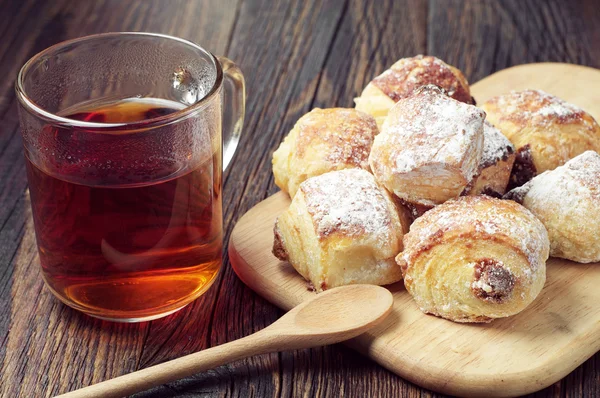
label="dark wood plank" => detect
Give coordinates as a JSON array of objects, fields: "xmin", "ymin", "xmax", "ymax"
[
  {"xmin": 428, "ymin": 0, "xmax": 600, "ymax": 84},
  {"xmin": 0, "ymin": 1, "xmax": 241, "ymax": 397}
]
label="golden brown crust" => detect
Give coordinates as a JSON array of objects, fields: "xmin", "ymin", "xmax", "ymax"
[
  {"xmin": 292, "ymin": 108, "xmax": 377, "ymax": 164},
  {"xmin": 402, "ymin": 196, "xmax": 547, "ymax": 264},
  {"xmin": 272, "ymin": 108, "xmax": 379, "ymax": 198},
  {"xmin": 354, "ymin": 55, "xmax": 472, "ymax": 128},
  {"xmin": 398, "ymin": 195, "xmax": 549, "ymax": 323},
  {"xmin": 481, "ymin": 90, "xmax": 600, "ymax": 177},
  {"xmin": 371, "ymin": 55, "xmax": 472, "ymax": 104}
]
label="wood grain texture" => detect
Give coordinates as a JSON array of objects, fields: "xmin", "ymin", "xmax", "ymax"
[
  {"xmin": 60, "ymin": 285, "xmax": 393, "ymax": 398},
  {"xmin": 0, "ymin": 0, "xmax": 599, "ymax": 397}
]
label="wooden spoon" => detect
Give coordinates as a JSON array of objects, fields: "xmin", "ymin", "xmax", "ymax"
[{"xmin": 57, "ymin": 284, "xmax": 393, "ymax": 398}]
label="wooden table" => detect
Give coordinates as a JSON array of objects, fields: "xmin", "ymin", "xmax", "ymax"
[{"xmin": 1, "ymin": 0, "xmax": 599, "ymax": 396}]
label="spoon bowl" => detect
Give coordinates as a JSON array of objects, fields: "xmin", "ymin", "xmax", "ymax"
[{"xmin": 287, "ymin": 284, "xmax": 394, "ymax": 336}]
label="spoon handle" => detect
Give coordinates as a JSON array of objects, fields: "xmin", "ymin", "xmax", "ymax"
[{"xmin": 56, "ymin": 330, "xmax": 275, "ymax": 398}]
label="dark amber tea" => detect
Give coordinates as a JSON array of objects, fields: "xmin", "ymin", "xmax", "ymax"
[{"xmin": 25, "ymin": 98, "xmax": 222, "ymax": 321}]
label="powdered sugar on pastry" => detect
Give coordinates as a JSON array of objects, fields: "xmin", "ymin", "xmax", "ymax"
[
  {"xmin": 522, "ymin": 151, "xmax": 600, "ymax": 204},
  {"xmin": 369, "ymin": 85, "xmax": 485, "ymax": 206},
  {"xmin": 481, "ymin": 121, "xmax": 515, "ymax": 168},
  {"xmin": 274, "ymin": 168, "xmax": 408, "ymax": 292},
  {"xmin": 381, "ymin": 87, "xmax": 483, "ymax": 178},
  {"xmin": 384, "ymin": 86, "xmax": 483, "ymax": 179},
  {"xmin": 562, "ymin": 150, "xmax": 600, "ymax": 193},
  {"xmin": 509, "ymin": 150, "xmax": 600, "ymax": 262},
  {"xmin": 482, "ymin": 89, "xmax": 600, "ymax": 178},
  {"xmin": 300, "ymin": 168, "xmax": 394, "ymax": 241},
  {"xmin": 272, "ymin": 108, "xmax": 379, "ymax": 198},
  {"xmin": 485, "ymin": 89, "xmax": 589, "ymax": 127}
]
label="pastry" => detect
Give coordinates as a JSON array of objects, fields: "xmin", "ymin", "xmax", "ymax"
[
  {"xmin": 397, "ymin": 195, "xmax": 549, "ymax": 323},
  {"xmin": 465, "ymin": 121, "xmax": 516, "ymax": 197},
  {"xmin": 354, "ymin": 55, "xmax": 473, "ymax": 127},
  {"xmin": 273, "ymin": 168, "xmax": 411, "ymax": 292},
  {"xmin": 272, "ymin": 108, "xmax": 379, "ymax": 198},
  {"xmin": 369, "ymin": 85, "xmax": 485, "ymax": 207},
  {"xmin": 505, "ymin": 151, "xmax": 600, "ymax": 263},
  {"xmin": 481, "ymin": 89, "xmax": 600, "ymax": 188}
]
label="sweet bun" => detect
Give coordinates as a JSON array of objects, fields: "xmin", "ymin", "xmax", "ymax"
[
  {"xmin": 354, "ymin": 55, "xmax": 473, "ymax": 127},
  {"xmin": 397, "ymin": 195, "xmax": 549, "ymax": 323},
  {"xmin": 369, "ymin": 85, "xmax": 485, "ymax": 207},
  {"xmin": 272, "ymin": 108, "xmax": 379, "ymax": 198},
  {"xmin": 273, "ymin": 168, "xmax": 410, "ymax": 292},
  {"xmin": 481, "ymin": 89, "xmax": 600, "ymax": 188},
  {"xmin": 505, "ymin": 151, "xmax": 600, "ymax": 263},
  {"xmin": 466, "ymin": 121, "xmax": 516, "ymax": 197}
]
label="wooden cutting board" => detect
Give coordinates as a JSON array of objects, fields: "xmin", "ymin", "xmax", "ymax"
[{"xmin": 228, "ymin": 63, "xmax": 600, "ymax": 397}]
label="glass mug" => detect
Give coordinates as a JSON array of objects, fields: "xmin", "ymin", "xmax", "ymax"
[{"xmin": 16, "ymin": 32, "xmax": 245, "ymax": 322}]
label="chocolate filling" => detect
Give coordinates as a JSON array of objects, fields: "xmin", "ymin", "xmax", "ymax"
[
  {"xmin": 472, "ymin": 258, "xmax": 515, "ymax": 303},
  {"xmin": 479, "ymin": 143, "xmax": 515, "ymax": 169},
  {"xmin": 503, "ymin": 183, "xmax": 532, "ymax": 204},
  {"xmin": 272, "ymin": 222, "xmax": 289, "ymax": 261},
  {"xmin": 507, "ymin": 144, "xmax": 537, "ymax": 190},
  {"xmin": 397, "ymin": 198, "xmax": 432, "ymax": 220},
  {"xmin": 481, "ymin": 187, "xmax": 503, "ymax": 199}
]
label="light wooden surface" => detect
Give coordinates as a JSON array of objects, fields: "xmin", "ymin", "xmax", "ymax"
[{"xmin": 228, "ymin": 63, "xmax": 600, "ymax": 398}]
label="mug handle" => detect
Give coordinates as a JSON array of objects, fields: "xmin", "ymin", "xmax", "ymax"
[{"xmin": 217, "ymin": 56, "xmax": 246, "ymax": 171}]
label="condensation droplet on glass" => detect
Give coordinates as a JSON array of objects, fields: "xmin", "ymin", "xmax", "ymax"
[{"xmin": 171, "ymin": 66, "xmax": 205, "ymax": 106}]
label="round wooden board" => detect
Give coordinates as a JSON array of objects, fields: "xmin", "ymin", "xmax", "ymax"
[{"xmin": 228, "ymin": 63, "xmax": 600, "ymax": 397}]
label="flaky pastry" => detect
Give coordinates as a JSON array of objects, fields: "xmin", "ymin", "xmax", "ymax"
[
  {"xmin": 397, "ymin": 195, "xmax": 549, "ymax": 323},
  {"xmin": 273, "ymin": 169, "xmax": 410, "ymax": 292},
  {"xmin": 505, "ymin": 151, "xmax": 600, "ymax": 263}
]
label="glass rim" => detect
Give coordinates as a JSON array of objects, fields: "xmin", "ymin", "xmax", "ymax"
[{"xmin": 15, "ymin": 32, "xmax": 223, "ymax": 132}]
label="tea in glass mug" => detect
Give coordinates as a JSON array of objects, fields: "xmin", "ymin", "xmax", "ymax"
[{"xmin": 16, "ymin": 32, "xmax": 245, "ymax": 322}]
